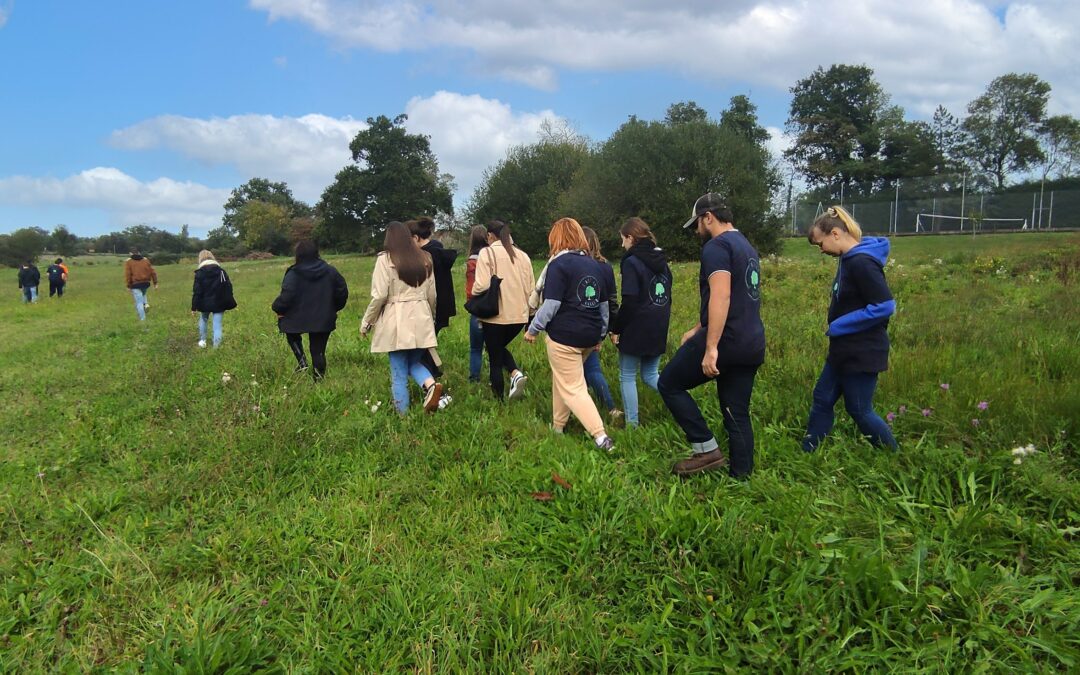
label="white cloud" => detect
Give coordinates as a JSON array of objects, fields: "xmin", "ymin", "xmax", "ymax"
[
  {"xmin": 403, "ymin": 91, "xmax": 565, "ymax": 203},
  {"xmin": 106, "ymin": 95, "xmax": 564, "ymax": 210},
  {"xmin": 0, "ymin": 1, "xmax": 11, "ymax": 28},
  {"xmin": 249, "ymin": 0, "xmax": 1080, "ymax": 116},
  {"xmin": 273, "ymin": 55, "xmax": 288, "ymax": 68},
  {"xmin": 109, "ymin": 113, "xmax": 368, "ymax": 203},
  {"xmin": 0, "ymin": 168, "xmax": 229, "ymax": 231}
]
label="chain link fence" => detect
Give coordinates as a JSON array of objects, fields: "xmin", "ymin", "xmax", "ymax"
[{"xmin": 788, "ymin": 176, "xmax": 1079, "ymax": 236}]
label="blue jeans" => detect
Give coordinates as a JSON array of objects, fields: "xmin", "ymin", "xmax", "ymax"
[
  {"xmin": 658, "ymin": 330, "xmax": 759, "ymax": 478},
  {"xmin": 22, "ymin": 286, "xmax": 38, "ymax": 303},
  {"xmin": 388, "ymin": 349, "xmax": 433, "ymax": 414},
  {"xmin": 131, "ymin": 287, "xmax": 148, "ymax": 320},
  {"xmin": 584, "ymin": 351, "xmax": 616, "ymax": 411},
  {"xmin": 803, "ymin": 362, "xmax": 898, "ymax": 452},
  {"xmin": 619, "ymin": 353, "xmax": 661, "ymax": 427},
  {"xmin": 199, "ymin": 312, "xmax": 224, "ymax": 347},
  {"xmin": 469, "ymin": 316, "xmax": 484, "ymax": 381}
]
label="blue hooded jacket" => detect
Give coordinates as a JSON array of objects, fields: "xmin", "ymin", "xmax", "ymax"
[{"xmin": 825, "ymin": 236, "xmax": 895, "ymax": 373}]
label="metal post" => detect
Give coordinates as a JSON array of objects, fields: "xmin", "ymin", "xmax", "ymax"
[
  {"xmin": 1031, "ymin": 193, "xmax": 1037, "ymax": 230},
  {"xmin": 839, "ymin": 182, "xmax": 844, "ymax": 209},
  {"xmin": 894, "ymin": 180, "xmax": 900, "ymax": 235},
  {"xmin": 959, "ymin": 172, "xmax": 966, "ymax": 232},
  {"xmin": 1048, "ymin": 190, "xmax": 1054, "ymax": 229},
  {"xmin": 1038, "ymin": 178, "xmax": 1045, "ymax": 229},
  {"xmin": 932, "ymin": 197, "xmax": 937, "ymax": 233}
]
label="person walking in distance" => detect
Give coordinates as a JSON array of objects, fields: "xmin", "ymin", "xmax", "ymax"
[
  {"xmin": 124, "ymin": 249, "xmax": 157, "ymax": 321},
  {"xmin": 271, "ymin": 240, "xmax": 349, "ymax": 381},
  {"xmin": 658, "ymin": 194, "xmax": 765, "ymax": 478},
  {"xmin": 190, "ymin": 250, "xmax": 237, "ymax": 348},
  {"xmin": 361, "ymin": 221, "xmax": 445, "ymax": 414},
  {"xmin": 46, "ymin": 258, "xmax": 68, "ymax": 298},
  {"xmin": 18, "ymin": 260, "xmax": 40, "ymax": 303}
]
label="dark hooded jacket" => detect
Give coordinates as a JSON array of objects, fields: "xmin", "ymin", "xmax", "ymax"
[
  {"xmin": 421, "ymin": 239, "xmax": 458, "ymax": 331},
  {"xmin": 612, "ymin": 241, "xmax": 672, "ymax": 356},
  {"xmin": 191, "ymin": 262, "xmax": 238, "ymax": 314},
  {"xmin": 826, "ymin": 237, "xmax": 895, "ymax": 373},
  {"xmin": 18, "ymin": 264, "xmax": 40, "ymax": 289},
  {"xmin": 271, "ymin": 259, "xmax": 349, "ymax": 333}
]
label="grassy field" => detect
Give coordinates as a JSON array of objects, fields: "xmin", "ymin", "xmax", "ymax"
[{"xmin": 1, "ymin": 232, "xmax": 1078, "ymax": 671}]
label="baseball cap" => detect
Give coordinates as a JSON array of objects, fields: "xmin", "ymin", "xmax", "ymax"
[{"xmin": 682, "ymin": 192, "xmax": 729, "ymax": 228}]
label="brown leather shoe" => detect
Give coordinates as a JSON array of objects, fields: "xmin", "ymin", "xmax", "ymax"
[
  {"xmin": 423, "ymin": 382, "xmax": 443, "ymax": 413},
  {"xmin": 672, "ymin": 449, "xmax": 728, "ymax": 476}
]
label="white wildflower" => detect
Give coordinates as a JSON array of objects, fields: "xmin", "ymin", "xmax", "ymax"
[
  {"xmin": 222, "ymin": 372, "xmax": 232, "ymax": 384},
  {"xmin": 370, "ymin": 404, "xmax": 379, "ymax": 413},
  {"xmin": 934, "ymin": 258, "xmax": 943, "ymax": 265},
  {"xmin": 1013, "ymin": 458, "xmax": 1022, "ymax": 465}
]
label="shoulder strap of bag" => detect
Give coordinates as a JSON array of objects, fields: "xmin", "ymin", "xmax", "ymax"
[{"xmin": 486, "ymin": 246, "xmax": 499, "ymax": 277}]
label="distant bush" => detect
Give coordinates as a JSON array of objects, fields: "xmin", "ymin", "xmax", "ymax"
[{"xmin": 149, "ymin": 251, "xmax": 180, "ymax": 265}]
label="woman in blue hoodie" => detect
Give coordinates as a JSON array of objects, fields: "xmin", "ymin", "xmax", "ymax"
[{"xmin": 803, "ymin": 206, "xmax": 898, "ymax": 452}]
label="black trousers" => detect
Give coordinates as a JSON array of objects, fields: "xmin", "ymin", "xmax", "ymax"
[
  {"xmin": 480, "ymin": 322, "xmax": 524, "ymax": 399},
  {"xmin": 50, "ymin": 281, "xmax": 65, "ymax": 297},
  {"xmin": 657, "ymin": 329, "xmax": 760, "ymax": 477},
  {"xmin": 286, "ymin": 332, "xmax": 331, "ymax": 379}
]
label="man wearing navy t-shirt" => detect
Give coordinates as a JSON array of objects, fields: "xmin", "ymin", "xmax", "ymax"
[{"xmin": 658, "ymin": 193, "xmax": 765, "ymax": 478}]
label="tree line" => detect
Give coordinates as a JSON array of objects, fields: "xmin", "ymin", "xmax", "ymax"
[{"xmin": 6, "ymin": 65, "xmax": 1076, "ymax": 267}]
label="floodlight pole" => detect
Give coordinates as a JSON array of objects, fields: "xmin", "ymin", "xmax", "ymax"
[
  {"xmin": 894, "ymin": 180, "xmax": 900, "ymax": 235},
  {"xmin": 959, "ymin": 173, "xmax": 966, "ymax": 232}
]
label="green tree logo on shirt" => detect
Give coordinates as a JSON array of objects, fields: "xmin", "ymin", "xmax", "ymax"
[
  {"xmin": 577, "ymin": 275, "xmax": 602, "ymax": 308},
  {"xmin": 745, "ymin": 259, "xmax": 761, "ymax": 301},
  {"xmin": 648, "ymin": 274, "xmax": 671, "ymax": 307}
]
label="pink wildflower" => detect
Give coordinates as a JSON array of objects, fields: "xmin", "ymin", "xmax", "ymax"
[
  {"xmin": 886, "ymin": 412, "xmax": 896, "ymax": 423},
  {"xmin": 940, "ymin": 383, "xmax": 950, "ymax": 391},
  {"xmin": 922, "ymin": 408, "xmax": 932, "ymax": 417},
  {"xmin": 971, "ymin": 418, "xmax": 980, "ymax": 427},
  {"xmin": 977, "ymin": 401, "xmax": 989, "ymax": 410}
]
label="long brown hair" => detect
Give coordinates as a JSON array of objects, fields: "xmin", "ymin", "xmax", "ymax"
[
  {"xmin": 548, "ymin": 217, "xmax": 589, "ymax": 256},
  {"xmin": 620, "ymin": 217, "xmax": 657, "ymax": 245},
  {"xmin": 486, "ymin": 220, "xmax": 517, "ymax": 262},
  {"xmin": 468, "ymin": 225, "xmax": 489, "ymax": 256},
  {"xmin": 383, "ymin": 221, "xmax": 431, "ymax": 287},
  {"xmin": 581, "ymin": 226, "xmax": 606, "ymax": 263}
]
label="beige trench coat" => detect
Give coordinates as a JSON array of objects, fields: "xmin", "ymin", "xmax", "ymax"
[{"xmin": 361, "ymin": 253, "xmax": 438, "ymax": 353}]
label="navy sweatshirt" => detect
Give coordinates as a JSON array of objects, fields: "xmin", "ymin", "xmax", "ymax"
[{"xmin": 826, "ymin": 237, "xmax": 895, "ymax": 373}]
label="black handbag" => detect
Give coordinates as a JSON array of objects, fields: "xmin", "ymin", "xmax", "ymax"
[{"xmin": 464, "ymin": 249, "xmax": 502, "ymax": 319}]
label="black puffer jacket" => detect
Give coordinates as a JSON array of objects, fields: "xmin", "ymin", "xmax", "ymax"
[
  {"xmin": 18, "ymin": 265, "xmax": 40, "ymax": 288},
  {"xmin": 191, "ymin": 263, "xmax": 238, "ymax": 313},
  {"xmin": 271, "ymin": 259, "xmax": 349, "ymax": 333}
]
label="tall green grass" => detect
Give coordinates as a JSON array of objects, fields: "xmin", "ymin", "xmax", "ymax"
[{"xmin": 1, "ymin": 233, "xmax": 1077, "ymax": 671}]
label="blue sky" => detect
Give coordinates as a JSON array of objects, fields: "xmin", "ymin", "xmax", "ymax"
[{"xmin": 1, "ymin": 0, "xmax": 1077, "ymax": 236}]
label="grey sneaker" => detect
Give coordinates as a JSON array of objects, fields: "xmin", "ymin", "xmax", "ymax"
[
  {"xmin": 594, "ymin": 435, "xmax": 615, "ymax": 452},
  {"xmin": 508, "ymin": 372, "xmax": 527, "ymax": 400},
  {"xmin": 438, "ymin": 394, "xmax": 453, "ymax": 410}
]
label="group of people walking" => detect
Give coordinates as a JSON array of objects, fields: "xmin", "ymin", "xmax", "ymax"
[
  {"xmin": 96, "ymin": 192, "xmax": 898, "ymax": 479},
  {"xmin": 16, "ymin": 258, "xmax": 68, "ymax": 302}
]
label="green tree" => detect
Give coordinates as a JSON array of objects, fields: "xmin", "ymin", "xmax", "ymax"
[
  {"xmin": 562, "ymin": 111, "xmax": 781, "ymax": 259},
  {"xmin": 235, "ymin": 201, "xmax": 291, "ymax": 254},
  {"xmin": 960, "ymin": 73, "xmax": 1051, "ymax": 190},
  {"xmin": 720, "ymin": 95, "xmax": 770, "ymax": 147},
  {"xmin": 665, "ymin": 101, "xmax": 709, "ymax": 126},
  {"xmin": 465, "ymin": 133, "xmax": 591, "ymax": 255},
  {"xmin": 317, "ymin": 114, "xmax": 454, "ymax": 251},
  {"xmin": 1037, "ymin": 114, "xmax": 1080, "ymax": 181},
  {"xmin": 222, "ymin": 178, "xmax": 311, "ymax": 235},
  {"xmin": 785, "ymin": 64, "xmax": 896, "ymax": 195},
  {"xmin": 50, "ymin": 225, "xmax": 79, "ymax": 256},
  {"xmin": 0, "ymin": 227, "xmax": 49, "ymax": 267}
]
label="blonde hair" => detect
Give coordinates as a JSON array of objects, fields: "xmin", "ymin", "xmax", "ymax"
[
  {"xmin": 808, "ymin": 206, "xmax": 863, "ymax": 243},
  {"xmin": 548, "ymin": 217, "xmax": 589, "ymax": 256},
  {"xmin": 197, "ymin": 249, "xmax": 216, "ymax": 264}
]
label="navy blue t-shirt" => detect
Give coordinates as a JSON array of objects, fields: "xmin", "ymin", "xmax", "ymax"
[
  {"xmin": 698, "ymin": 230, "xmax": 765, "ymax": 366},
  {"xmin": 617, "ymin": 254, "xmax": 672, "ymax": 356},
  {"xmin": 544, "ymin": 251, "xmax": 608, "ymax": 348}
]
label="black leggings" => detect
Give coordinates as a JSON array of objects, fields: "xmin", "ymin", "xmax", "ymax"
[
  {"xmin": 481, "ymin": 322, "xmax": 524, "ymax": 398},
  {"xmin": 286, "ymin": 332, "xmax": 331, "ymax": 378}
]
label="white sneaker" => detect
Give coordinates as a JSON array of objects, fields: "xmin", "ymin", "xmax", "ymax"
[
  {"xmin": 508, "ymin": 372, "xmax": 527, "ymax": 400},
  {"xmin": 197, "ymin": 340, "xmax": 207, "ymax": 348},
  {"xmin": 438, "ymin": 394, "xmax": 453, "ymax": 410}
]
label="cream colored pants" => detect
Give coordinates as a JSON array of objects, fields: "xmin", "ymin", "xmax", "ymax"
[{"xmin": 545, "ymin": 335, "xmax": 606, "ymax": 437}]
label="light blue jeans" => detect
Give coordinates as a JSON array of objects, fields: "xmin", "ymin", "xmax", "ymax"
[
  {"xmin": 388, "ymin": 349, "xmax": 433, "ymax": 414},
  {"xmin": 619, "ymin": 352, "xmax": 661, "ymax": 427},
  {"xmin": 22, "ymin": 286, "xmax": 38, "ymax": 303},
  {"xmin": 199, "ymin": 312, "xmax": 224, "ymax": 347},
  {"xmin": 131, "ymin": 287, "xmax": 149, "ymax": 320}
]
